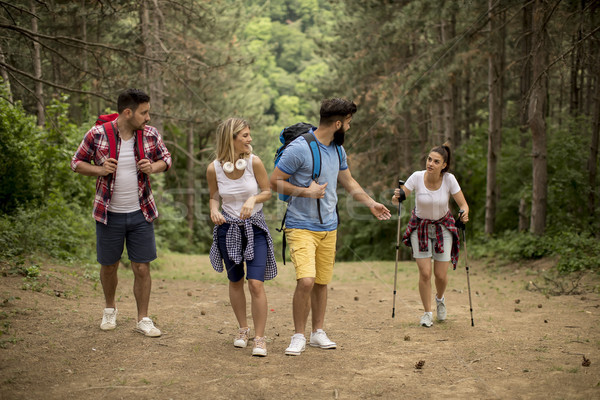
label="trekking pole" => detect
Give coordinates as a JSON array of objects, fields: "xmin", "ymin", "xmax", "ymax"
[
  {"xmin": 392, "ymin": 179, "xmax": 406, "ymax": 319},
  {"xmin": 457, "ymin": 210, "xmax": 474, "ymax": 327}
]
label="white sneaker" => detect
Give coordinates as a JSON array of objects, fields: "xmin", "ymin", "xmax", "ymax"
[
  {"xmin": 100, "ymin": 308, "xmax": 117, "ymax": 331},
  {"xmin": 135, "ymin": 317, "xmax": 161, "ymax": 337},
  {"xmin": 252, "ymin": 336, "xmax": 267, "ymax": 357},
  {"xmin": 436, "ymin": 297, "xmax": 447, "ymax": 321},
  {"xmin": 420, "ymin": 312, "xmax": 433, "ymax": 327},
  {"xmin": 285, "ymin": 334, "xmax": 306, "ymax": 356},
  {"xmin": 309, "ymin": 329, "xmax": 337, "ymax": 349},
  {"xmin": 234, "ymin": 327, "xmax": 250, "ymax": 348}
]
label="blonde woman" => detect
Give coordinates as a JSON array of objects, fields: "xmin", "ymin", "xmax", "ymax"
[{"xmin": 207, "ymin": 117, "xmax": 276, "ymax": 356}]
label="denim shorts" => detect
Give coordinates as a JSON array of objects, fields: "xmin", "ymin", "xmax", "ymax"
[
  {"xmin": 96, "ymin": 210, "xmax": 157, "ymax": 265},
  {"xmin": 217, "ymin": 223, "xmax": 268, "ymax": 282},
  {"xmin": 410, "ymin": 225, "xmax": 452, "ymax": 262}
]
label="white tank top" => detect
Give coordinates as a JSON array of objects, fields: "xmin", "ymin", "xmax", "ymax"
[
  {"xmin": 214, "ymin": 154, "xmax": 263, "ymax": 218},
  {"xmin": 108, "ymin": 137, "xmax": 141, "ymax": 213}
]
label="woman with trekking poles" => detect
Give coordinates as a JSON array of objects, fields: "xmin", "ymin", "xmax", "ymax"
[
  {"xmin": 207, "ymin": 117, "xmax": 277, "ymax": 356},
  {"xmin": 392, "ymin": 143, "xmax": 469, "ymax": 327}
]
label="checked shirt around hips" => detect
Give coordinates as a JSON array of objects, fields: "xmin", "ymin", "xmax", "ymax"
[{"xmin": 209, "ymin": 209, "xmax": 277, "ymax": 280}]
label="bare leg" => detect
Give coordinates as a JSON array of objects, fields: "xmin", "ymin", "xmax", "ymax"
[
  {"xmin": 247, "ymin": 279, "xmax": 267, "ymax": 337},
  {"xmin": 433, "ymin": 260, "xmax": 450, "ymax": 300},
  {"xmin": 131, "ymin": 262, "xmax": 151, "ymax": 321},
  {"xmin": 229, "ymin": 278, "xmax": 248, "ymax": 329},
  {"xmin": 100, "ymin": 261, "xmax": 119, "ymax": 308},
  {"xmin": 310, "ymin": 283, "xmax": 328, "ymax": 332},
  {"xmin": 416, "ymin": 258, "xmax": 433, "ymax": 312},
  {"xmin": 293, "ymin": 277, "xmax": 315, "ymax": 335}
]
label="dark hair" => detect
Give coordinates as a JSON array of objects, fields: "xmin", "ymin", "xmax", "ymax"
[
  {"xmin": 430, "ymin": 143, "xmax": 451, "ymax": 173},
  {"xmin": 319, "ymin": 98, "xmax": 357, "ymax": 125},
  {"xmin": 117, "ymin": 89, "xmax": 150, "ymax": 114}
]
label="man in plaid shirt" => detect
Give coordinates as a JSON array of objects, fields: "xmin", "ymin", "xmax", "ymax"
[{"xmin": 71, "ymin": 88, "xmax": 172, "ymax": 337}]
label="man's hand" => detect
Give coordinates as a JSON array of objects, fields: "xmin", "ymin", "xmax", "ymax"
[
  {"xmin": 137, "ymin": 159, "xmax": 153, "ymax": 175},
  {"xmin": 304, "ymin": 181, "xmax": 328, "ymax": 199},
  {"xmin": 102, "ymin": 158, "xmax": 118, "ymax": 176},
  {"xmin": 370, "ymin": 202, "xmax": 391, "ymax": 220}
]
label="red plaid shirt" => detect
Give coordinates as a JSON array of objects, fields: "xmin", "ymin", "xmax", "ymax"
[
  {"xmin": 402, "ymin": 209, "xmax": 460, "ymax": 269},
  {"xmin": 71, "ymin": 123, "xmax": 172, "ymax": 225}
]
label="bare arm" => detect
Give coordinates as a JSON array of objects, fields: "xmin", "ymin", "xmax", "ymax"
[
  {"xmin": 452, "ymin": 190, "xmax": 469, "ymax": 222},
  {"xmin": 138, "ymin": 159, "xmax": 167, "ymax": 175},
  {"xmin": 206, "ymin": 163, "xmax": 225, "ymax": 225},
  {"xmin": 239, "ymin": 156, "xmax": 272, "ymax": 219},
  {"xmin": 338, "ymin": 169, "xmax": 391, "ymax": 220},
  {"xmin": 269, "ymin": 167, "xmax": 327, "ymax": 199},
  {"xmin": 75, "ymin": 158, "xmax": 117, "ymax": 176}
]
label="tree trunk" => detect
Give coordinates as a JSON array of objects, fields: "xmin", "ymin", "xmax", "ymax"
[
  {"xmin": 441, "ymin": 16, "xmax": 456, "ymax": 147},
  {"xmin": 519, "ymin": 0, "xmax": 533, "ymax": 232},
  {"xmin": 588, "ymin": 49, "xmax": 600, "ymax": 225},
  {"xmin": 464, "ymin": 71, "xmax": 471, "ymax": 140},
  {"xmin": 0, "ymin": 42, "xmax": 12, "ymax": 102},
  {"xmin": 529, "ymin": 0, "xmax": 549, "ymax": 236},
  {"xmin": 186, "ymin": 124, "xmax": 195, "ymax": 238},
  {"xmin": 485, "ymin": 0, "xmax": 505, "ymax": 235},
  {"xmin": 140, "ymin": 0, "xmax": 165, "ymax": 133},
  {"xmin": 403, "ymin": 111, "xmax": 413, "ymax": 175},
  {"xmin": 31, "ymin": 1, "xmax": 44, "ymax": 126}
]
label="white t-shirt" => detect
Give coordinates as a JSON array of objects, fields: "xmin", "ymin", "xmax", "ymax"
[
  {"xmin": 404, "ymin": 170, "xmax": 461, "ymax": 220},
  {"xmin": 108, "ymin": 137, "xmax": 141, "ymax": 213},
  {"xmin": 214, "ymin": 154, "xmax": 263, "ymax": 218}
]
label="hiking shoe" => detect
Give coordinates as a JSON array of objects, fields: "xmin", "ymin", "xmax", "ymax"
[
  {"xmin": 252, "ymin": 336, "xmax": 267, "ymax": 357},
  {"xmin": 420, "ymin": 312, "xmax": 433, "ymax": 327},
  {"xmin": 436, "ymin": 297, "xmax": 447, "ymax": 321},
  {"xmin": 234, "ymin": 327, "xmax": 250, "ymax": 348},
  {"xmin": 285, "ymin": 334, "xmax": 306, "ymax": 356},
  {"xmin": 135, "ymin": 317, "xmax": 161, "ymax": 337},
  {"xmin": 100, "ymin": 308, "xmax": 117, "ymax": 331},
  {"xmin": 309, "ymin": 329, "xmax": 337, "ymax": 349}
]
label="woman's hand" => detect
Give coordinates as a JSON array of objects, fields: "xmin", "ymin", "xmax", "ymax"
[
  {"xmin": 240, "ymin": 196, "xmax": 256, "ymax": 220},
  {"xmin": 210, "ymin": 209, "xmax": 226, "ymax": 225}
]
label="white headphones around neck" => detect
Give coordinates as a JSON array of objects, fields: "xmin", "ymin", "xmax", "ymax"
[{"xmin": 223, "ymin": 158, "xmax": 247, "ymax": 173}]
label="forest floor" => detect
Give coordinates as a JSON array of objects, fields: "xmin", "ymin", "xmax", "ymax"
[{"xmin": 1, "ymin": 253, "xmax": 599, "ymax": 400}]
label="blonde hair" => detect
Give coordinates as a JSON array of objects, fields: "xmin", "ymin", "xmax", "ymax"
[{"xmin": 215, "ymin": 117, "xmax": 251, "ymax": 163}]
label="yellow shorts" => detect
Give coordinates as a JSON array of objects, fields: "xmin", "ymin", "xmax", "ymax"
[{"xmin": 285, "ymin": 228, "xmax": 337, "ymax": 285}]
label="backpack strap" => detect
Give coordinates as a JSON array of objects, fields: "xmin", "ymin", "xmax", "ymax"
[
  {"xmin": 136, "ymin": 129, "xmax": 145, "ymax": 159},
  {"xmin": 102, "ymin": 122, "xmax": 118, "ymax": 160},
  {"xmin": 302, "ymin": 132, "xmax": 324, "ymax": 224},
  {"xmin": 276, "ymin": 210, "xmax": 288, "ymax": 265}
]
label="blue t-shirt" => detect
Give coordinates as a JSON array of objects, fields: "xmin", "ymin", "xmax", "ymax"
[{"xmin": 276, "ymin": 131, "xmax": 348, "ymax": 231}]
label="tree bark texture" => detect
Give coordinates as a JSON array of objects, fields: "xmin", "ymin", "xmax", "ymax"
[
  {"xmin": 529, "ymin": 0, "xmax": 550, "ymax": 236},
  {"xmin": 485, "ymin": 0, "xmax": 505, "ymax": 235},
  {"xmin": 31, "ymin": 1, "xmax": 44, "ymax": 126},
  {"xmin": 588, "ymin": 48, "xmax": 600, "ymax": 223},
  {"xmin": 519, "ymin": 0, "xmax": 533, "ymax": 231},
  {"xmin": 186, "ymin": 125, "xmax": 195, "ymax": 237},
  {"xmin": 140, "ymin": 0, "xmax": 164, "ymax": 133}
]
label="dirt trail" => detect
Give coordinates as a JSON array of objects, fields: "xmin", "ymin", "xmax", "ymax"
[{"xmin": 1, "ymin": 256, "xmax": 599, "ymax": 399}]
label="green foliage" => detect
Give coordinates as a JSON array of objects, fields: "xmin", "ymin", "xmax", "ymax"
[
  {"xmin": 471, "ymin": 231, "xmax": 599, "ymax": 275},
  {"xmin": 0, "ymin": 85, "xmax": 41, "ymax": 213}
]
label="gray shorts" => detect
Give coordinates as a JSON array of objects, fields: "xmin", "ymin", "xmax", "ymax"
[
  {"xmin": 410, "ymin": 225, "xmax": 452, "ymax": 262},
  {"xmin": 96, "ymin": 210, "xmax": 157, "ymax": 265}
]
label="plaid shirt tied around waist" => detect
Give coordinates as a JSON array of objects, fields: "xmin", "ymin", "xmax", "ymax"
[
  {"xmin": 209, "ymin": 209, "xmax": 277, "ymax": 280},
  {"xmin": 402, "ymin": 209, "xmax": 460, "ymax": 270}
]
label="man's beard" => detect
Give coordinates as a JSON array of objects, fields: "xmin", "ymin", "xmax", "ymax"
[{"xmin": 333, "ymin": 127, "xmax": 345, "ymax": 146}]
